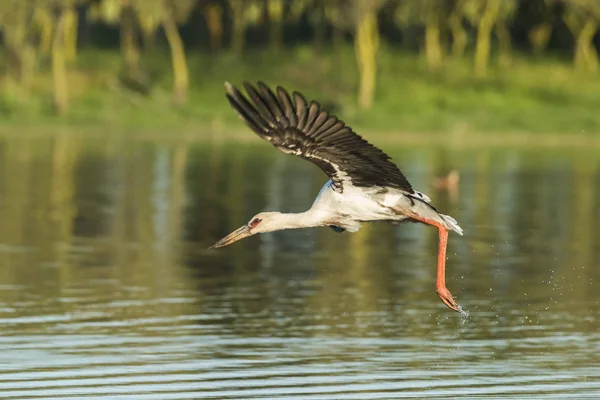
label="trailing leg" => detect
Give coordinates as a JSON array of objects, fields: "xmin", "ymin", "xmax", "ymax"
[{"xmin": 408, "ymin": 213, "xmax": 459, "ymax": 312}]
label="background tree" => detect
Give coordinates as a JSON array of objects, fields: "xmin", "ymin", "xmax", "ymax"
[
  {"xmin": 448, "ymin": 0, "xmax": 468, "ymax": 58},
  {"xmin": 354, "ymin": 0, "xmax": 384, "ymax": 110},
  {"xmin": 306, "ymin": 0, "xmax": 326, "ymax": 53},
  {"xmin": 323, "ymin": 0, "xmax": 353, "ymax": 55},
  {"xmin": 268, "ymin": 0, "xmax": 313, "ymax": 52},
  {"xmin": 520, "ymin": 0, "xmax": 555, "ymax": 57},
  {"xmin": 226, "ymin": 0, "xmax": 262, "ymax": 57},
  {"xmin": 462, "ymin": 0, "xmax": 517, "ymax": 77},
  {"xmin": 203, "ymin": 1, "xmax": 224, "ymax": 53},
  {"xmin": 0, "ymin": 0, "xmax": 38, "ymax": 90},
  {"xmin": 63, "ymin": 1, "xmax": 79, "ymax": 62},
  {"xmin": 395, "ymin": 0, "xmax": 453, "ymax": 70},
  {"xmin": 38, "ymin": 0, "xmax": 88, "ymax": 114},
  {"xmin": 133, "ymin": 0, "xmax": 195, "ymax": 105},
  {"xmin": 121, "ymin": 1, "xmax": 140, "ymax": 71},
  {"xmin": 561, "ymin": 0, "xmax": 600, "ymax": 71},
  {"xmin": 267, "ymin": 0, "xmax": 284, "ymax": 51},
  {"xmin": 32, "ymin": 5, "xmax": 54, "ymax": 56},
  {"xmin": 88, "ymin": 0, "xmax": 140, "ymax": 73},
  {"xmin": 494, "ymin": 0, "xmax": 518, "ymax": 67},
  {"xmin": 52, "ymin": 5, "xmax": 69, "ymax": 114}
]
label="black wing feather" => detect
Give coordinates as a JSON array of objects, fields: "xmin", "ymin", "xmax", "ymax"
[
  {"xmin": 225, "ymin": 81, "xmax": 414, "ymax": 193},
  {"xmin": 277, "ymin": 87, "xmax": 297, "ymax": 126},
  {"xmin": 225, "ymin": 93, "xmax": 266, "ymax": 134}
]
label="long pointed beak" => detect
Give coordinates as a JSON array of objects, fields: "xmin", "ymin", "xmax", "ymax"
[{"xmin": 209, "ymin": 225, "xmax": 253, "ymax": 249}]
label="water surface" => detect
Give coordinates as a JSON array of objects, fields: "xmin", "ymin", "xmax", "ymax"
[{"xmin": 0, "ymin": 133, "xmax": 599, "ymax": 399}]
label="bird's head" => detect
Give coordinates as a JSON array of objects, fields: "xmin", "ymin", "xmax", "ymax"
[{"xmin": 209, "ymin": 212, "xmax": 281, "ymax": 249}]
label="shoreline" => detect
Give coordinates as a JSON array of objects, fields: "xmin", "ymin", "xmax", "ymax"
[{"xmin": 1, "ymin": 124, "xmax": 599, "ymax": 149}]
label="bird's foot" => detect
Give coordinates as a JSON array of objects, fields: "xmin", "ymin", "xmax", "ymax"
[{"xmin": 436, "ymin": 285, "xmax": 459, "ymax": 312}]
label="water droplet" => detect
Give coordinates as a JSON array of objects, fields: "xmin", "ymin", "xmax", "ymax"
[{"xmin": 458, "ymin": 305, "xmax": 470, "ymax": 321}]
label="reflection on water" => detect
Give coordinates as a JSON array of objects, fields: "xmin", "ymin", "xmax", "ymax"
[{"xmin": 0, "ymin": 133, "xmax": 599, "ymax": 399}]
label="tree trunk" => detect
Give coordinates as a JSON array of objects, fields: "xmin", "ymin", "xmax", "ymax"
[
  {"xmin": 268, "ymin": 0, "xmax": 284, "ymax": 51},
  {"xmin": 141, "ymin": 28, "xmax": 157, "ymax": 55},
  {"xmin": 449, "ymin": 12, "xmax": 467, "ymax": 57},
  {"xmin": 495, "ymin": 20, "xmax": 512, "ymax": 67},
  {"xmin": 231, "ymin": 3, "xmax": 246, "ymax": 57},
  {"xmin": 4, "ymin": 16, "xmax": 36, "ymax": 90},
  {"xmin": 355, "ymin": 10, "xmax": 379, "ymax": 110},
  {"xmin": 205, "ymin": 4, "xmax": 223, "ymax": 53},
  {"xmin": 425, "ymin": 21, "xmax": 442, "ymax": 70},
  {"xmin": 574, "ymin": 19, "xmax": 598, "ymax": 71},
  {"xmin": 313, "ymin": 1, "xmax": 325, "ymax": 54},
  {"xmin": 36, "ymin": 8, "xmax": 54, "ymax": 56},
  {"xmin": 120, "ymin": 5, "xmax": 139, "ymax": 71},
  {"xmin": 474, "ymin": 23, "xmax": 492, "ymax": 77},
  {"xmin": 22, "ymin": 45, "xmax": 37, "ymax": 87},
  {"xmin": 474, "ymin": 0, "xmax": 500, "ymax": 78},
  {"xmin": 64, "ymin": 7, "xmax": 78, "ymax": 63},
  {"xmin": 52, "ymin": 11, "xmax": 68, "ymax": 115},
  {"xmin": 163, "ymin": 14, "xmax": 189, "ymax": 105},
  {"xmin": 528, "ymin": 23, "xmax": 552, "ymax": 57}
]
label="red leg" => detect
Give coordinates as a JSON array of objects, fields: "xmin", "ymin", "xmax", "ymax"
[
  {"xmin": 409, "ymin": 215, "xmax": 459, "ymax": 312},
  {"xmin": 435, "ymin": 227, "xmax": 459, "ymax": 311}
]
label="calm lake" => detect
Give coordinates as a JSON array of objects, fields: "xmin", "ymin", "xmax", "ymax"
[{"xmin": 0, "ymin": 132, "xmax": 599, "ymax": 399}]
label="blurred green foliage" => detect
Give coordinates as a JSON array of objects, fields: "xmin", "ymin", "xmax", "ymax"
[{"xmin": 0, "ymin": 0, "xmax": 598, "ymax": 135}]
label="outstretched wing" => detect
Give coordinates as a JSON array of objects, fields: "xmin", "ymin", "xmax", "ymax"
[{"xmin": 225, "ymin": 81, "xmax": 414, "ymax": 193}]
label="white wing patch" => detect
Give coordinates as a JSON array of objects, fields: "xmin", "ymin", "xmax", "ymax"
[
  {"xmin": 309, "ymin": 153, "xmax": 352, "ymax": 192},
  {"xmin": 280, "ymin": 146, "xmax": 303, "ymax": 156}
]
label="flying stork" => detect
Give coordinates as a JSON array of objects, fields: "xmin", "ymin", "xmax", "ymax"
[{"xmin": 210, "ymin": 81, "xmax": 464, "ymax": 312}]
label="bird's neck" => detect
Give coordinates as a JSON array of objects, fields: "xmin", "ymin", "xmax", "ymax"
[{"xmin": 272, "ymin": 209, "xmax": 329, "ymax": 230}]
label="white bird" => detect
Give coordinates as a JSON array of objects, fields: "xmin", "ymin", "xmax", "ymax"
[{"xmin": 211, "ymin": 81, "xmax": 464, "ymax": 312}]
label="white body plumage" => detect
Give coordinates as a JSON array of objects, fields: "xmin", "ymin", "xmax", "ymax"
[{"xmin": 310, "ymin": 180, "xmax": 463, "ymax": 234}]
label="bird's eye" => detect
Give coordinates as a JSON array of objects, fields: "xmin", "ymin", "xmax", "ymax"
[{"xmin": 249, "ymin": 218, "xmax": 262, "ymax": 228}]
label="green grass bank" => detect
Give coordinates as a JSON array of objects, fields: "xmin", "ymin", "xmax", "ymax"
[{"xmin": 1, "ymin": 45, "xmax": 599, "ymax": 141}]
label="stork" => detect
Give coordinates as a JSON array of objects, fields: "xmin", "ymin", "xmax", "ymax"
[{"xmin": 210, "ymin": 81, "xmax": 464, "ymax": 312}]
